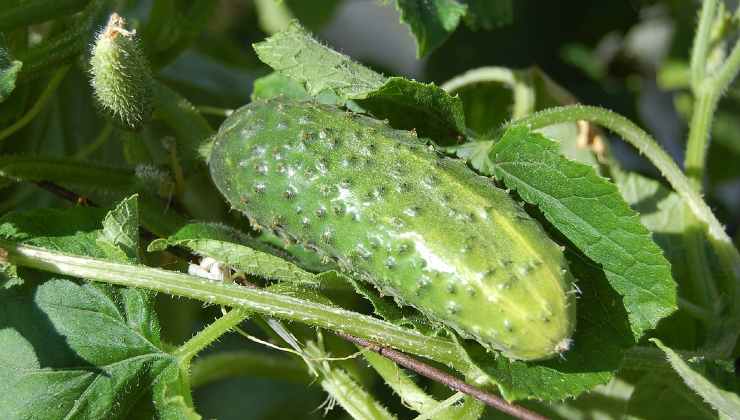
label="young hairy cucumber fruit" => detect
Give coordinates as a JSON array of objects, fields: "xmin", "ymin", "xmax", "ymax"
[
  {"xmin": 208, "ymin": 98, "xmax": 577, "ymax": 360},
  {"xmin": 89, "ymin": 13, "xmax": 153, "ymax": 130}
]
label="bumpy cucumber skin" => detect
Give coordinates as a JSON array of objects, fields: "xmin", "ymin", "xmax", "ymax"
[
  {"xmin": 209, "ymin": 98, "xmax": 576, "ymax": 360},
  {"xmin": 90, "ymin": 14, "xmax": 152, "ymax": 130}
]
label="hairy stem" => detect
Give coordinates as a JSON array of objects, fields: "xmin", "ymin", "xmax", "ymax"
[
  {"xmin": 690, "ymin": 0, "xmax": 717, "ymax": 91},
  {"xmin": 684, "ymin": 90, "xmax": 718, "ymax": 188},
  {"xmin": 173, "ymin": 308, "xmax": 250, "ymax": 364},
  {"xmin": 0, "ymin": 240, "xmax": 468, "ymax": 372},
  {"xmin": 685, "ymin": 40, "xmax": 740, "ymax": 189}
]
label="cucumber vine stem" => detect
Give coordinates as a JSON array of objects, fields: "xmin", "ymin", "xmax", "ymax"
[
  {"xmin": 682, "ymin": 0, "xmax": 740, "ymax": 343},
  {"xmin": 0, "ymin": 240, "xmax": 467, "ymax": 370},
  {"xmin": 173, "ymin": 308, "xmax": 251, "ymax": 364},
  {"xmin": 685, "ymin": 0, "xmax": 740, "ymax": 189},
  {"xmin": 690, "ymin": 0, "xmax": 717, "ymax": 92}
]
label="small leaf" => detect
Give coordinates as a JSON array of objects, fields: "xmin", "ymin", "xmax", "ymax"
[
  {"xmin": 0, "ymin": 36, "xmax": 22, "ymax": 103},
  {"xmin": 253, "ymin": 22, "xmax": 466, "ymax": 141},
  {"xmin": 360, "ymin": 77, "xmax": 467, "ymax": 141},
  {"xmin": 0, "ymin": 206, "xmax": 109, "ymax": 257},
  {"xmin": 652, "ymin": 339, "xmax": 740, "ymax": 419},
  {"xmin": 490, "ymin": 125, "xmax": 677, "ymax": 339},
  {"xmin": 253, "ymin": 21, "xmax": 385, "ymax": 98},
  {"xmin": 394, "ymin": 0, "xmax": 468, "ymax": 57},
  {"xmin": 148, "ymin": 222, "xmax": 319, "ymax": 286},
  {"xmin": 98, "ymin": 194, "xmax": 140, "ymax": 262}
]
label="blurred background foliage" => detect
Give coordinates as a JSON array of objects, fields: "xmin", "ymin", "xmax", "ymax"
[{"xmin": 2, "ymin": 1, "xmax": 739, "ymax": 418}]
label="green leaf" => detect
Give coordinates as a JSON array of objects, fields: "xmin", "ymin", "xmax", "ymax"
[
  {"xmin": 98, "ymin": 195, "xmax": 140, "ymax": 263},
  {"xmin": 463, "ymin": 0, "xmax": 513, "ymax": 30},
  {"xmin": 148, "ymin": 222, "xmax": 319, "ymax": 286},
  {"xmin": 253, "ymin": 21, "xmax": 385, "ymax": 98},
  {"xmin": 0, "ymin": 36, "xmax": 22, "ymax": 103},
  {"xmin": 652, "ymin": 339, "xmax": 740, "ymax": 418},
  {"xmin": 0, "ymin": 206, "xmax": 110, "ymax": 257},
  {"xmin": 490, "ymin": 126, "xmax": 677, "ymax": 339},
  {"xmin": 359, "ymin": 77, "xmax": 467, "ymax": 141},
  {"xmin": 615, "ymin": 173, "xmax": 691, "ymax": 296},
  {"xmin": 0, "ymin": 204, "xmax": 200, "ymax": 418},
  {"xmin": 253, "ymin": 22, "xmax": 466, "ymax": 141},
  {"xmin": 0, "ymin": 279, "xmax": 181, "ymax": 419},
  {"xmin": 457, "ymin": 246, "xmax": 634, "ymax": 401},
  {"xmin": 394, "ymin": 0, "xmax": 468, "ymax": 57}
]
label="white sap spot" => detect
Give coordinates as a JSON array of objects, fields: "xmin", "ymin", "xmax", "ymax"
[
  {"xmin": 331, "ymin": 185, "xmax": 365, "ymax": 216},
  {"xmin": 397, "ymin": 232, "xmax": 455, "ymax": 273}
]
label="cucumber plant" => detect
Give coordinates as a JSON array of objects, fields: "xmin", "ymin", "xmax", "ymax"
[{"xmin": 1, "ymin": 1, "xmax": 739, "ymax": 419}]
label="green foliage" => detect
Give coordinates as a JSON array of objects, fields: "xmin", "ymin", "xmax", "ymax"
[
  {"xmin": 0, "ymin": 196, "xmax": 196, "ymax": 419},
  {"xmin": 1, "ymin": 1, "xmax": 739, "ymax": 418},
  {"xmin": 254, "ymin": 22, "xmax": 466, "ymax": 141}
]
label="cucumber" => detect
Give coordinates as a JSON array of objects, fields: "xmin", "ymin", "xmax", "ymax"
[
  {"xmin": 208, "ymin": 98, "xmax": 576, "ymax": 360},
  {"xmin": 89, "ymin": 13, "xmax": 153, "ymax": 130}
]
